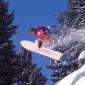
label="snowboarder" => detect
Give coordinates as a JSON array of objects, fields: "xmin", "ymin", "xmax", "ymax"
[{"xmin": 29, "ymin": 26, "xmax": 56, "ymax": 48}]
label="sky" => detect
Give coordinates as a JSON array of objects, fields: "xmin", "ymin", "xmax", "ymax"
[{"xmin": 6, "ymin": 0, "xmax": 68, "ymax": 85}]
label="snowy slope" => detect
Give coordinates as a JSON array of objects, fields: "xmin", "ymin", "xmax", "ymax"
[{"xmin": 55, "ymin": 64, "xmax": 85, "ymax": 85}]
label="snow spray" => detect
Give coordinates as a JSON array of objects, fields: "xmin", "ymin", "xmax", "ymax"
[{"xmin": 49, "ymin": 29, "xmax": 85, "ymax": 49}]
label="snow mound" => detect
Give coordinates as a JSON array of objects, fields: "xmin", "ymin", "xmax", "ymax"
[{"xmin": 55, "ymin": 64, "xmax": 85, "ymax": 85}]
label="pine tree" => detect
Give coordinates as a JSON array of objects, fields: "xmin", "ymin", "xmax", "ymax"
[
  {"xmin": 17, "ymin": 49, "xmax": 47, "ymax": 85},
  {"xmin": 0, "ymin": 0, "xmax": 18, "ymax": 84},
  {"xmin": 58, "ymin": 0, "xmax": 85, "ymax": 29},
  {"xmin": 48, "ymin": 0, "xmax": 85, "ymax": 83},
  {"xmin": 67, "ymin": 0, "xmax": 85, "ymax": 28},
  {"xmin": 0, "ymin": 0, "xmax": 47, "ymax": 85}
]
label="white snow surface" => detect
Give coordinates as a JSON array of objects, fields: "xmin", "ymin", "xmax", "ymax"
[
  {"xmin": 77, "ymin": 51, "xmax": 85, "ymax": 60},
  {"xmin": 55, "ymin": 64, "xmax": 85, "ymax": 85}
]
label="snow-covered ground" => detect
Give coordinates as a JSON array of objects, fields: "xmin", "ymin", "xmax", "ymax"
[{"xmin": 55, "ymin": 64, "xmax": 85, "ymax": 85}]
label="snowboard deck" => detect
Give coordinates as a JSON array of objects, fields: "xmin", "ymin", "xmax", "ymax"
[{"xmin": 20, "ymin": 40, "xmax": 62, "ymax": 60}]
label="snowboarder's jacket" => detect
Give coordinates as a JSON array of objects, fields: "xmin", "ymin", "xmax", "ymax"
[{"xmin": 33, "ymin": 27, "xmax": 46, "ymax": 41}]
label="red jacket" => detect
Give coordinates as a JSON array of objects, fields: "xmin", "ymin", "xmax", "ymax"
[{"xmin": 34, "ymin": 27, "xmax": 46, "ymax": 41}]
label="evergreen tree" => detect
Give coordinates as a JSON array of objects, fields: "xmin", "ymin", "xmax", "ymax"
[
  {"xmin": 48, "ymin": 0, "xmax": 85, "ymax": 83},
  {"xmin": 0, "ymin": 0, "xmax": 47, "ymax": 85},
  {"xmin": 58, "ymin": 0, "xmax": 85, "ymax": 30},
  {"xmin": 68, "ymin": 0, "xmax": 85, "ymax": 28},
  {"xmin": 0, "ymin": 0, "xmax": 18, "ymax": 84},
  {"xmin": 17, "ymin": 49, "xmax": 47, "ymax": 85}
]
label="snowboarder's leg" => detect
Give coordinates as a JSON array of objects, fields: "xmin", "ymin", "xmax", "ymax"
[{"xmin": 38, "ymin": 40, "xmax": 43, "ymax": 48}]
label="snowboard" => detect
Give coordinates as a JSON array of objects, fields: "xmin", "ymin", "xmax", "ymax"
[{"xmin": 20, "ymin": 40, "xmax": 62, "ymax": 60}]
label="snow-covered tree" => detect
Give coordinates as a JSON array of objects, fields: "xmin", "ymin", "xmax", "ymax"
[
  {"xmin": 59, "ymin": 0, "xmax": 85, "ymax": 29},
  {"xmin": 67, "ymin": 0, "xmax": 85, "ymax": 28},
  {"xmin": 48, "ymin": 0, "xmax": 85, "ymax": 84}
]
